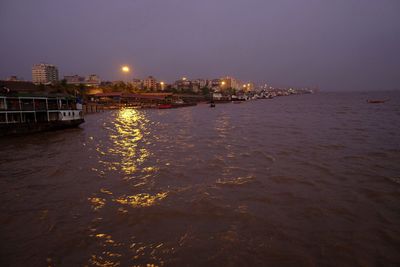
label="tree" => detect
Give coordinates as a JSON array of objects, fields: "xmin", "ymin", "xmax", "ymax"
[
  {"xmin": 60, "ymin": 79, "xmax": 67, "ymax": 87},
  {"xmin": 201, "ymin": 87, "xmax": 210, "ymax": 96}
]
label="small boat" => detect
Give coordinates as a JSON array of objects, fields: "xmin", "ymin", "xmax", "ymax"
[
  {"xmin": 367, "ymin": 99, "xmax": 387, "ymax": 104},
  {"xmin": 210, "ymin": 102, "xmax": 215, "ymax": 108},
  {"xmin": 158, "ymin": 104, "xmax": 173, "ymax": 109}
]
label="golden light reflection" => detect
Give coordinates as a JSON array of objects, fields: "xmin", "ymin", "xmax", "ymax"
[
  {"xmin": 129, "ymin": 242, "xmax": 165, "ymax": 265},
  {"xmin": 89, "ymin": 254, "xmax": 120, "ymax": 267},
  {"xmin": 105, "ymin": 108, "xmax": 151, "ymax": 176},
  {"xmin": 88, "ymin": 231, "xmax": 123, "ymax": 267},
  {"xmin": 114, "ymin": 192, "xmax": 168, "ymax": 208},
  {"xmin": 143, "ymin": 166, "xmax": 157, "ymax": 172},
  {"xmin": 100, "ymin": 188, "xmax": 113, "ymax": 195},
  {"xmin": 88, "ymin": 197, "xmax": 106, "ymax": 211}
]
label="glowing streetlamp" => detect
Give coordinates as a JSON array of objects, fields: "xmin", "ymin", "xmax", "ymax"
[
  {"xmin": 160, "ymin": 81, "xmax": 165, "ymax": 91},
  {"xmin": 121, "ymin": 65, "xmax": 130, "ymax": 84},
  {"xmin": 121, "ymin": 65, "xmax": 130, "ymax": 73}
]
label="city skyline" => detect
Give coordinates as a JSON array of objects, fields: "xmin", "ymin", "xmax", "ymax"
[{"xmin": 1, "ymin": 0, "xmax": 400, "ymax": 91}]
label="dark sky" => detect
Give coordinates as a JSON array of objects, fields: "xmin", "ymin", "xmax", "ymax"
[{"xmin": 1, "ymin": 0, "xmax": 399, "ymax": 90}]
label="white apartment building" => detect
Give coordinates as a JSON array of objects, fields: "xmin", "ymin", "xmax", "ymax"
[{"xmin": 32, "ymin": 64, "xmax": 59, "ymax": 84}]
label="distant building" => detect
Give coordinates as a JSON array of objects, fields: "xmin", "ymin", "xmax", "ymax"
[
  {"xmin": 238, "ymin": 81, "xmax": 256, "ymax": 92},
  {"xmin": 174, "ymin": 77, "xmax": 192, "ymax": 91},
  {"xmin": 143, "ymin": 76, "xmax": 157, "ymax": 90},
  {"xmin": 192, "ymin": 79, "xmax": 207, "ymax": 88},
  {"xmin": 6, "ymin": 76, "xmax": 22, "ymax": 82},
  {"xmin": 32, "ymin": 63, "xmax": 59, "ymax": 85},
  {"xmin": 191, "ymin": 79, "xmax": 207, "ymax": 93},
  {"xmin": 130, "ymin": 79, "xmax": 143, "ymax": 90},
  {"xmin": 85, "ymin": 74, "xmax": 101, "ymax": 86},
  {"xmin": 64, "ymin": 75, "xmax": 85, "ymax": 85},
  {"xmin": 245, "ymin": 82, "xmax": 255, "ymax": 92},
  {"xmin": 64, "ymin": 74, "xmax": 100, "ymax": 86},
  {"xmin": 220, "ymin": 76, "xmax": 241, "ymax": 90},
  {"xmin": 211, "ymin": 79, "xmax": 221, "ymax": 91}
]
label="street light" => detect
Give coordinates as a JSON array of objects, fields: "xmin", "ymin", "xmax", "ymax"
[
  {"xmin": 121, "ymin": 65, "xmax": 130, "ymax": 84},
  {"xmin": 160, "ymin": 81, "xmax": 165, "ymax": 91},
  {"xmin": 121, "ymin": 65, "xmax": 130, "ymax": 73}
]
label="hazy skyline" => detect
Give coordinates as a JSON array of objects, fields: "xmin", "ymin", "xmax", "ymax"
[{"xmin": 1, "ymin": 0, "xmax": 399, "ymax": 90}]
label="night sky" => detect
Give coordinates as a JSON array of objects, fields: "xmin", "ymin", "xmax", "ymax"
[{"xmin": 1, "ymin": 0, "xmax": 399, "ymax": 90}]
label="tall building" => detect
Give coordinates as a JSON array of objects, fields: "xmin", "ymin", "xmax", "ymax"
[
  {"xmin": 32, "ymin": 64, "xmax": 59, "ymax": 85},
  {"xmin": 143, "ymin": 76, "xmax": 157, "ymax": 90}
]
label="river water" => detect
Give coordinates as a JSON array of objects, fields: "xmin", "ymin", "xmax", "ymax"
[{"xmin": 1, "ymin": 92, "xmax": 399, "ymax": 267}]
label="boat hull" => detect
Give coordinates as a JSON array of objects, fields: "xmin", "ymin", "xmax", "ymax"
[
  {"xmin": 0, "ymin": 119, "xmax": 84, "ymax": 137},
  {"xmin": 367, "ymin": 100, "xmax": 386, "ymax": 104}
]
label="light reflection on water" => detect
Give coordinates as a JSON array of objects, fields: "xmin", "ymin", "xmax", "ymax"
[
  {"xmin": 87, "ymin": 108, "xmax": 169, "ymax": 267},
  {"xmin": 109, "ymin": 108, "xmax": 148, "ymax": 176},
  {"xmin": 114, "ymin": 192, "xmax": 168, "ymax": 208}
]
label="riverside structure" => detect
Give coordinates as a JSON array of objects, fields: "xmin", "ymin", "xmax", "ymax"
[{"xmin": 0, "ymin": 95, "xmax": 84, "ymax": 136}]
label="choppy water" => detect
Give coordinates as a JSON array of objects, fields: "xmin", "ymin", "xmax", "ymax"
[{"xmin": 1, "ymin": 91, "xmax": 400, "ymax": 267}]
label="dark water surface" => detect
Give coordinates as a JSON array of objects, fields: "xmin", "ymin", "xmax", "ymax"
[{"xmin": 1, "ymin": 92, "xmax": 400, "ymax": 267}]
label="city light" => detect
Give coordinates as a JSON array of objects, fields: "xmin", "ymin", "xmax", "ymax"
[
  {"xmin": 121, "ymin": 65, "xmax": 130, "ymax": 73},
  {"xmin": 221, "ymin": 81, "xmax": 226, "ymax": 86}
]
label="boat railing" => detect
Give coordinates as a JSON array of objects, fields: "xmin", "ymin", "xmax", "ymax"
[
  {"xmin": 0, "ymin": 96, "xmax": 80, "ymax": 111},
  {"xmin": 21, "ymin": 102, "xmax": 34, "ymax": 111},
  {"xmin": 35, "ymin": 101, "xmax": 48, "ymax": 111}
]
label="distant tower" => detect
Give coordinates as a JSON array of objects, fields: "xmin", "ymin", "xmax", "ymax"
[{"xmin": 32, "ymin": 63, "xmax": 59, "ymax": 84}]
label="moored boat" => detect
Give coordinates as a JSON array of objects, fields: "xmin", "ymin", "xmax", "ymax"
[
  {"xmin": 158, "ymin": 104, "xmax": 173, "ymax": 109},
  {"xmin": 0, "ymin": 95, "xmax": 84, "ymax": 136},
  {"xmin": 367, "ymin": 99, "xmax": 387, "ymax": 104}
]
